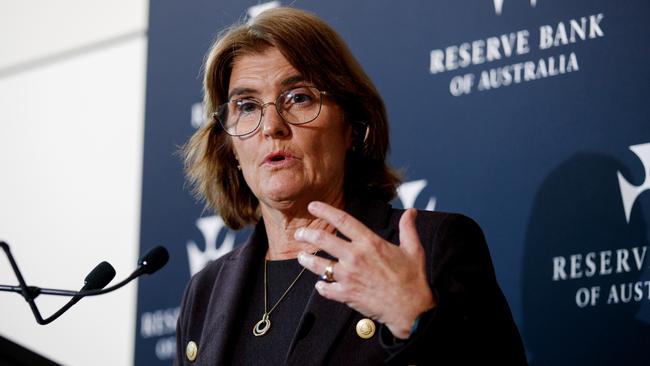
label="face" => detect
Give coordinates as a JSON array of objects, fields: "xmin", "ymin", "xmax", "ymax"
[{"xmin": 227, "ymin": 47, "xmax": 352, "ymax": 211}]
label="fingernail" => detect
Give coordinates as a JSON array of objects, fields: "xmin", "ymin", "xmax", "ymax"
[
  {"xmin": 294, "ymin": 228, "xmax": 304, "ymax": 240},
  {"xmin": 315, "ymin": 281, "xmax": 324, "ymax": 291},
  {"xmin": 297, "ymin": 251, "xmax": 306, "ymax": 263},
  {"xmin": 308, "ymin": 201, "xmax": 321, "ymax": 213}
]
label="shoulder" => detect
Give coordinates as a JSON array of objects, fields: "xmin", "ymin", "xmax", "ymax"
[
  {"xmin": 178, "ymin": 220, "xmax": 265, "ymax": 315},
  {"xmin": 349, "ymin": 198, "xmax": 486, "ymax": 251},
  {"xmin": 415, "ymin": 210, "xmax": 490, "ymax": 262},
  {"xmin": 414, "ymin": 210, "xmax": 487, "ymax": 252},
  {"xmin": 182, "ymin": 242, "xmax": 247, "ymax": 299},
  {"xmin": 384, "ymin": 206, "xmax": 485, "ymax": 248},
  {"xmin": 175, "ymin": 240, "xmax": 251, "ymax": 338},
  {"xmin": 381, "ymin": 206, "xmax": 494, "ymax": 278}
]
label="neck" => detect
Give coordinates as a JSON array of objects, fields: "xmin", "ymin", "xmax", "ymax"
[{"xmin": 261, "ymin": 194, "xmax": 345, "ymax": 260}]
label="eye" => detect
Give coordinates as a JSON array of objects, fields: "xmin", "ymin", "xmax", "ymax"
[
  {"xmin": 284, "ymin": 87, "xmax": 316, "ymax": 106},
  {"xmin": 234, "ymin": 99, "xmax": 260, "ymax": 114}
]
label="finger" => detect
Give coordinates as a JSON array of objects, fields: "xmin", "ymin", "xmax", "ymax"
[
  {"xmin": 297, "ymin": 251, "xmax": 338, "ymax": 279},
  {"xmin": 315, "ymin": 280, "xmax": 346, "ymax": 302},
  {"xmin": 294, "ymin": 227, "xmax": 350, "ymax": 260},
  {"xmin": 398, "ymin": 208, "xmax": 422, "ymax": 257},
  {"xmin": 307, "ymin": 201, "xmax": 376, "ymax": 243}
]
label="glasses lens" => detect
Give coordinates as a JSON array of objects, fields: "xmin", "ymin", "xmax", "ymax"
[
  {"xmin": 278, "ymin": 86, "xmax": 323, "ymax": 125},
  {"xmin": 217, "ymin": 99, "xmax": 262, "ymax": 136},
  {"xmin": 216, "ymin": 87, "xmax": 324, "ymax": 136}
]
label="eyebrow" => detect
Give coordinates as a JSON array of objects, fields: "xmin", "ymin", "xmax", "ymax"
[
  {"xmin": 228, "ymin": 87, "xmax": 256, "ymax": 100},
  {"xmin": 281, "ymin": 74, "xmax": 305, "ymax": 86},
  {"xmin": 227, "ymin": 74, "xmax": 306, "ymax": 100}
]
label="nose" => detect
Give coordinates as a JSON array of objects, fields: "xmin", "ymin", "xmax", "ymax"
[{"xmin": 261, "ymin": 102, "xmax": 290, "ymax": 138}]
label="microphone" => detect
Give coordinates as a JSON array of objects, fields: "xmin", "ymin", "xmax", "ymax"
[
  {"xmin": 74, "ymin": 245, "xmax": 169, "ymax": 297},
  {"xmin": 39, "ymin": 261, "xmax": 117, "ymax": 325},
  {"xmin": 137, "ymin": 245, "xmax": 170, "ymax": 275},
  {"xmin": 0, "ymin": 241, "xmax": 169, "ymax": 325},
  {"xmin": 77, "ymin": 261, "xmax": 117, "ymax": 295}
]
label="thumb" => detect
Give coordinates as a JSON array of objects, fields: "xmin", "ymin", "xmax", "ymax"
[{"xmin": 399, "ymin": 208, "xmax": 422, "ymax": 257}]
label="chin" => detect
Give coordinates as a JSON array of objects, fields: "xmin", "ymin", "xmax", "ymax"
[{"xmin": 260, "ymin": 182, "xmax": 304, "ymax": 204}]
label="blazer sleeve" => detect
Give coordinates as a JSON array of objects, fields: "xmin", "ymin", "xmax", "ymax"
[
  {"xmin": 173, "ymin": 274, "xmax": 195, "ymax": 366},
  {"xmin": 173, "ymin": 258, "xmax": 223, "ymax": 366},
  {"xmin": 380, "ymin": 213, "xmax": 527, "ymax": 365}
]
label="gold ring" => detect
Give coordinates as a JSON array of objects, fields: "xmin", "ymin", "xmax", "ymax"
[{"xmin": 322, "ymin": 261, "xmax": 335, "ymax": 282}]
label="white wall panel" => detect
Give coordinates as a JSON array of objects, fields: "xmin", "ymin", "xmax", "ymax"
[
  {"xmin": 0, "ymin": 19, "xmax": 146, "ymax": 366},
  {"xmin": 0, "ymin": 0, "xmax": 148, "ymax": 71}
]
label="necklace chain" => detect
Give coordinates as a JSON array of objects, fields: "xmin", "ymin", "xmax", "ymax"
[{"xmin": 253, "ymin": 251, "xmax": 318, "ymax": 337}]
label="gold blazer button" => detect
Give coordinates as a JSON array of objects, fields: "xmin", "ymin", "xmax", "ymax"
[
  {"xmin": 186, "ymin": 341, "xmax": 198, "ymax": 362},
  {"xmin": 356, "ymin": 318, "xmax": 376, "ymax": 339}
]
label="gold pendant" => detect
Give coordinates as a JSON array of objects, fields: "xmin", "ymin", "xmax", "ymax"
[{"xmin": 253, "ymin": 313, "xmax": 271, "ymax": 336}]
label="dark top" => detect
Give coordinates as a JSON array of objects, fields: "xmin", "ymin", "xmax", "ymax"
[
  {"xmin": 229, "ymin": 258, "xmax": 318, "ymax": 365},
  {"xmin": 174, "ymin": 199, "xmax": 528, "ymax": 365}
]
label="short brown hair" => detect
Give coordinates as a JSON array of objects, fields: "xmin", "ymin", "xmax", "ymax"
[{"xmin": 183, "ymin": 7, "xmax": 401, "ymax": 229}]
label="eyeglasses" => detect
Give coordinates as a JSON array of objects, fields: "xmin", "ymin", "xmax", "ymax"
[{"xmin": 213, "ymin": 86, "xmax": 327, "ymax": 136}]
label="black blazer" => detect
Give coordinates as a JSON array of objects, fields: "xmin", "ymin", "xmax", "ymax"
[{"xmin": 174, "ymin": 200, "xmax": 527, "ymax": 365}]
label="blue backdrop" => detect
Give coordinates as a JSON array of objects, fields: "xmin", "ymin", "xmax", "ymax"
[{"xmin": 135, "ymin": 1, "xmax": 650, "ymax": 364}]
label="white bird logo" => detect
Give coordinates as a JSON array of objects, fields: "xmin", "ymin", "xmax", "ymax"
[
  {"xmin": 617, "ymin": 143, "xmax": 650, "ymax": 223},
  {"xmin": 493, "ymin": 0, "xmax": 538, "ymax": 16}
]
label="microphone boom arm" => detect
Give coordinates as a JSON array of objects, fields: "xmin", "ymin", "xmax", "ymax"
[{"xmin": 0, "ymin": 241, "xmax": 168, "ymax": 325}]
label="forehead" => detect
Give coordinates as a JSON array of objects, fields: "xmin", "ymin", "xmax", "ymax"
[{"xmin": 228, "ymin": 47, "xmax": 303, "ymax": 95}]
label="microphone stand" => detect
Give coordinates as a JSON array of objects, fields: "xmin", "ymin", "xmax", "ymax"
[
  {"xmin": 0, "ymin": 241, "xmax": 48, "ymax": 323},
  {"xmin": 0, "ymin": 241, "xmax": 168, "ymax": 325},
  {"xmin": 0, "ymin": 268, "xmax": 144, "ymax": 297}
]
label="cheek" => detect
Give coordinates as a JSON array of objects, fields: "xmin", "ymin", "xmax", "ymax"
[
  {"xmin": 309, "ymin": 133, "xmax": 349, "ymax": 172},
  {"xmin": 309, "ymin": 121, "xmax": 350, "ymax": 171},
  {"xmin": 231, "ymin": 139, "xmax": 251, "ymax": 164},
  {"xmin": 230, "ymin": 140, "xmax": 259, "ymax": 187},
  {"xmin": 230, "ymin": 138, "xmax": 240, "ymax": 160}
]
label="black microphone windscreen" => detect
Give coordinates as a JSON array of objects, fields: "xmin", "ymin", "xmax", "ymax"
[
  {"xmin": 84, "ymin": 261, "xmax": 116, "ymax": 290},
  {"xmin": 138, "ymin": 246, "xmax": 169, "ymax": 275}
]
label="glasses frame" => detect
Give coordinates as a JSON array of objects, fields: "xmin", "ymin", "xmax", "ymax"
[{"xmin": 212, "ymin": 86, "xmax": 329, "ymax": 137}]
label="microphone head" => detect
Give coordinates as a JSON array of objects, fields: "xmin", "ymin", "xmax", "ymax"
[
  {"xmin": 84, "ymin": 261, "xmax": 116, "ymax": 290},
  {"xmin": 138, "ymin": 246, "xmax": 169, "ymax": 275}
]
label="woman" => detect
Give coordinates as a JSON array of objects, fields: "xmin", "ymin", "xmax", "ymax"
[{"xmin": 175, "ymin": 7, "xmax": 526, "ymax": 366}]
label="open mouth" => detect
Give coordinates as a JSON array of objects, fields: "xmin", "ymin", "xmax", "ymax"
[
  {"xmin": 270, "ymin": 155, "xmax": 285, "ymax": 162},
  {"xmin": 264, "ymin": 151, "xmax": 295, "ymax": 165}
]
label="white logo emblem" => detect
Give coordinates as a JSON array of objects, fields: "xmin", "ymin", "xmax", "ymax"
[
  {"xmin": 617, "ymin": 143, "xmax": 650, "ymax": 223},
  {"xmin": 186, "ymin": 216, "xmax": 236, "ymax": 276},
  {"xmin": 493, "ymin": 0, "xmax": 537, "ymax": 16},
  {"xmin": 397, "ymin": 179, "xmax": 436, "ymax": 211}
]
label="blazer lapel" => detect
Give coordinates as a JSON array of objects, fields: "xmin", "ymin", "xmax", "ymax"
[
  {"xmin": 285, "ymin": 285, "xmax": 354, "ymax": 365},
  {"xmin": 286, "ymin": 199, "xmax": 395, "ymax": 365},
  {"xmin": 199, "ymin": 222, "xmax": 267, "ymax": 365}
]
